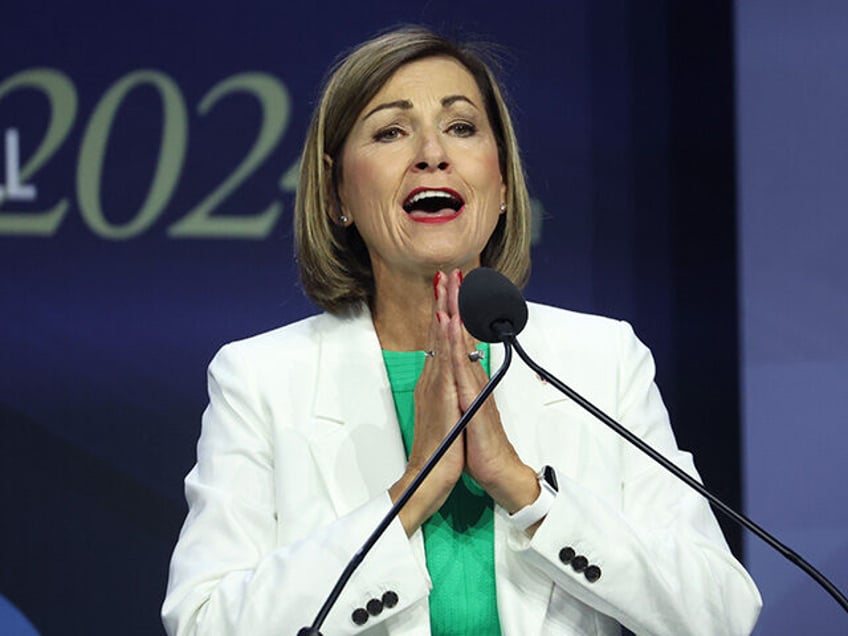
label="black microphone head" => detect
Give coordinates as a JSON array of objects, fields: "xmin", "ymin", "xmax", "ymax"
[{"xmin": 459, "ymin": 267, "xmax": 528, "ymax": 342}]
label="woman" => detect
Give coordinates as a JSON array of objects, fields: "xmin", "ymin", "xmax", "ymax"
[{"xmin": 163, "ymin": 27, "xmax": 762, "ymax": 635}]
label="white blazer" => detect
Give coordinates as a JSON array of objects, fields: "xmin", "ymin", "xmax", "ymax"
[{"xmin": 162, "ymin": 303, "xmax": 761, "ymax": 635}]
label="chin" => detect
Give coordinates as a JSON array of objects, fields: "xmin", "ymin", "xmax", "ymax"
[{"xmin": 415, "ymin": 254, "xmax": 480, "ymax": 273}]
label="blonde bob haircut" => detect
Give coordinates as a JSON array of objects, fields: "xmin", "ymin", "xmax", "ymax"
[{"xmin": 295, "ymin": 25, "xmax": 532, "ymax": 314}]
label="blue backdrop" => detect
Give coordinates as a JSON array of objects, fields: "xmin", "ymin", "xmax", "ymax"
[
  {"xmin": 737, "ymin": 1, "xmax": 848, "ymax": 633},
  {"xmin": 2, "ymin": 1, "xmax": 842, "ymax": 634}
]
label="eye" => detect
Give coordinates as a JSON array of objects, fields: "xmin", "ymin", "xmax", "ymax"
[
  {"xmin": 448, "ymin": 121, "xmax": 477, "ymax": 137},
  {"xmin": 373, "ymin": 126, "xmax": 404, "ymax": 142}
]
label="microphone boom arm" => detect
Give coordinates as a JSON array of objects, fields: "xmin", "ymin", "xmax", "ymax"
[{"xmin": 506, "ymin": 334, "xmax": 848, "ymax": 614}]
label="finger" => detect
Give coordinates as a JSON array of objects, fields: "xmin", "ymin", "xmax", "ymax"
[
  {"xmin": 443, "ymin": 279, "xmax": 484, "ymax": 375},
  {"xmin": 434, "ymin": 269, "xmax": 449, "ymax": 317},
  {"xmin": 445, "ymin": 268, "xmax": 462, "ymax": 320},
  {"xmin": 446, "ymin": 311, "xmax": 489, "ymax": 411},
  {"xmin": 421, "ymin": 310, "xmax": 461, "ymax": 410},
  {"xmin": 445, "ymin": 268, "xmax": 481, "ymax": 381},
  {"xmin": 422, "ymin": 271, "xmax": 447, "ymax": 365},
  {"xmin": 446, "ymin": 268, "xmax": 481, "ymax": 356}
]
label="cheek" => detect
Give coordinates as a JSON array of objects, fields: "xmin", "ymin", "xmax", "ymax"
[
  {"xmin": 341, "ymin": 156, "xmax": 388, "ymax": 207},
  {"xmin": 476, "ymin": 147, "xmax": 504, "ymax": 196}
]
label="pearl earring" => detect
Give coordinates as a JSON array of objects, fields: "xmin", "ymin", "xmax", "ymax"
[
  {"xmin": 499, "ymin": 203, "xmax": 507, "ymax": 213},
  {"xmin": 339, "ymin": 214, "xmax": 349, "ymax": 224}
]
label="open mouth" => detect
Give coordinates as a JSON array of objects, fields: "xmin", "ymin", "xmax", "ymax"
[{"xmin": 402, "ymin": 187, "xmax": 465, "ymax": 222}]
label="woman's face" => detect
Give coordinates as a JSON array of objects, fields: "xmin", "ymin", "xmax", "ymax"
[{"xmin": 337, "ymin": 55, "xmax": 506, "ymax": 281}]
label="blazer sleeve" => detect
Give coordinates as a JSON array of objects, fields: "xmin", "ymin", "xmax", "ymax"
[
  {"xmin": 505, "ymin": 320, "xmax": 762, "ymax": 635},
  {"xmin": 161, "ymin": 344, "xmax": 431, "ymax": 636}
]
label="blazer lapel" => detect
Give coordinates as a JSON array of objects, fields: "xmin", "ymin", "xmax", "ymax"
[
  {"xmin": 304, "ymin": 310, "xmax": 431, "ymax": 634},
  {"xmin": 490, "ymin": 306, "xmax": 583, "ymax": 476},
  {"xmin": 305, "ymin": 309, "xmax": 409, "ymax": 517}
]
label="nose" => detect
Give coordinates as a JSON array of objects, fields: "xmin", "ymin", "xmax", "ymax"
[{"xmin": 413, "ymin": 130, "xmax": 450, "ymax": 172}]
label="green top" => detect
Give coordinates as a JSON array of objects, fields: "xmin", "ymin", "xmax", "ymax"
[{"xmin": 382, "ymin": 343, "xmax": 501, "ymax": 635}]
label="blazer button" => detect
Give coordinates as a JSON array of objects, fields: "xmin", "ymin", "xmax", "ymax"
[
  {"xmin": 382, "ymin": 590, "xmax": 399, "ymax": 608},
  {"xmin": 584, "ymin": 564, "xmax": 602, "ymax": 583},
  {"xmin": 559, "ymin": 547, "xmax": 576, "ymax": 564},
  {"xmin": 366, "ymin": 598, "xmax": 383, "ymax": 616},
  {"xmin": 351, "ymin": 607, "xmax": 368, "ymax": 625},
  {"xmin": 571, "ymin": 555, "xmax": 588, "ymax": 573}
]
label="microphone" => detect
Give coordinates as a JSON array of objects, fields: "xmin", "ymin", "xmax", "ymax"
[
  {"xmin": 299, "ymin": 277, "xmax": 520, "ymax": 635},
  {"xmin": 459, "ymin": 267, "xmax": 528, "ymax": 342},
  {"xmin": 459, "ymin": 268, "xmax": 848, "ymax": 614}
]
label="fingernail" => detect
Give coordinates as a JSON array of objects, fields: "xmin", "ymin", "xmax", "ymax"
[
  {"xmin": 458, "ymin": 270, "xmax": 464, "ymax": 284},
  {"xmin": 433, "ymin": 271, "xmax": 442, "ymax": 298}
]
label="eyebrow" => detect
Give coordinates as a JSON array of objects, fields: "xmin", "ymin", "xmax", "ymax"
[
  {"xmin": 362, "ymin": 94, "xmax": 479, "ymax": 121},
  {"xmin": 441, "ymin": 94, "xmax": 478, "ymax": 110}
]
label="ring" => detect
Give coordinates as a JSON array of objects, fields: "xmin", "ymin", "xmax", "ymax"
[
  {"xmin": 467, "ymin": 350, "xmax": 485, "ymax": 363},
  {"xmin": 424, "ymin": 350, "xmax": 436, "ymax": 358}
]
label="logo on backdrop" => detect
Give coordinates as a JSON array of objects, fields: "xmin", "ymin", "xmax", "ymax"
[{"xmin": 0, "ymin": 68, "xmax": 300, "ymax": 240}]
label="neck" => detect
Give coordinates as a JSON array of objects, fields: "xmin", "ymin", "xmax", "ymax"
[{"xmin": 371, "ymin": 269, "xmax": 435, "ymax": 351}]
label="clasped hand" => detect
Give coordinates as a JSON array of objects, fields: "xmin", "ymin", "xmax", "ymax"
[{"xmin": 389, "ymin": 269, "xmax": 539, "ymax": 537}]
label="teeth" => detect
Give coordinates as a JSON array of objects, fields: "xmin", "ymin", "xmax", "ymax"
[{"xmin": 406, "ymin": 190, "xmax": 461, "ymax": 205}]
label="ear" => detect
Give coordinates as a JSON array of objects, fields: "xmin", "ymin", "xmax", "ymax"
[
  {"xmin": 323, "ymin": 153, "xmax": 351, "ymax": 226},
  {"xmin": 499, "ymin": 180, "xmax": 508, "ymax": 215}
]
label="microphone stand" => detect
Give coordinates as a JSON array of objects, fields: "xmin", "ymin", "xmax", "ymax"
[
  {"xmin": 505, "ymin": 334, "xmax": 848, "ymax": 613},
  {"xmin": 299, "ymin": 339, "xmax": 514, "ymax": 635}
]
